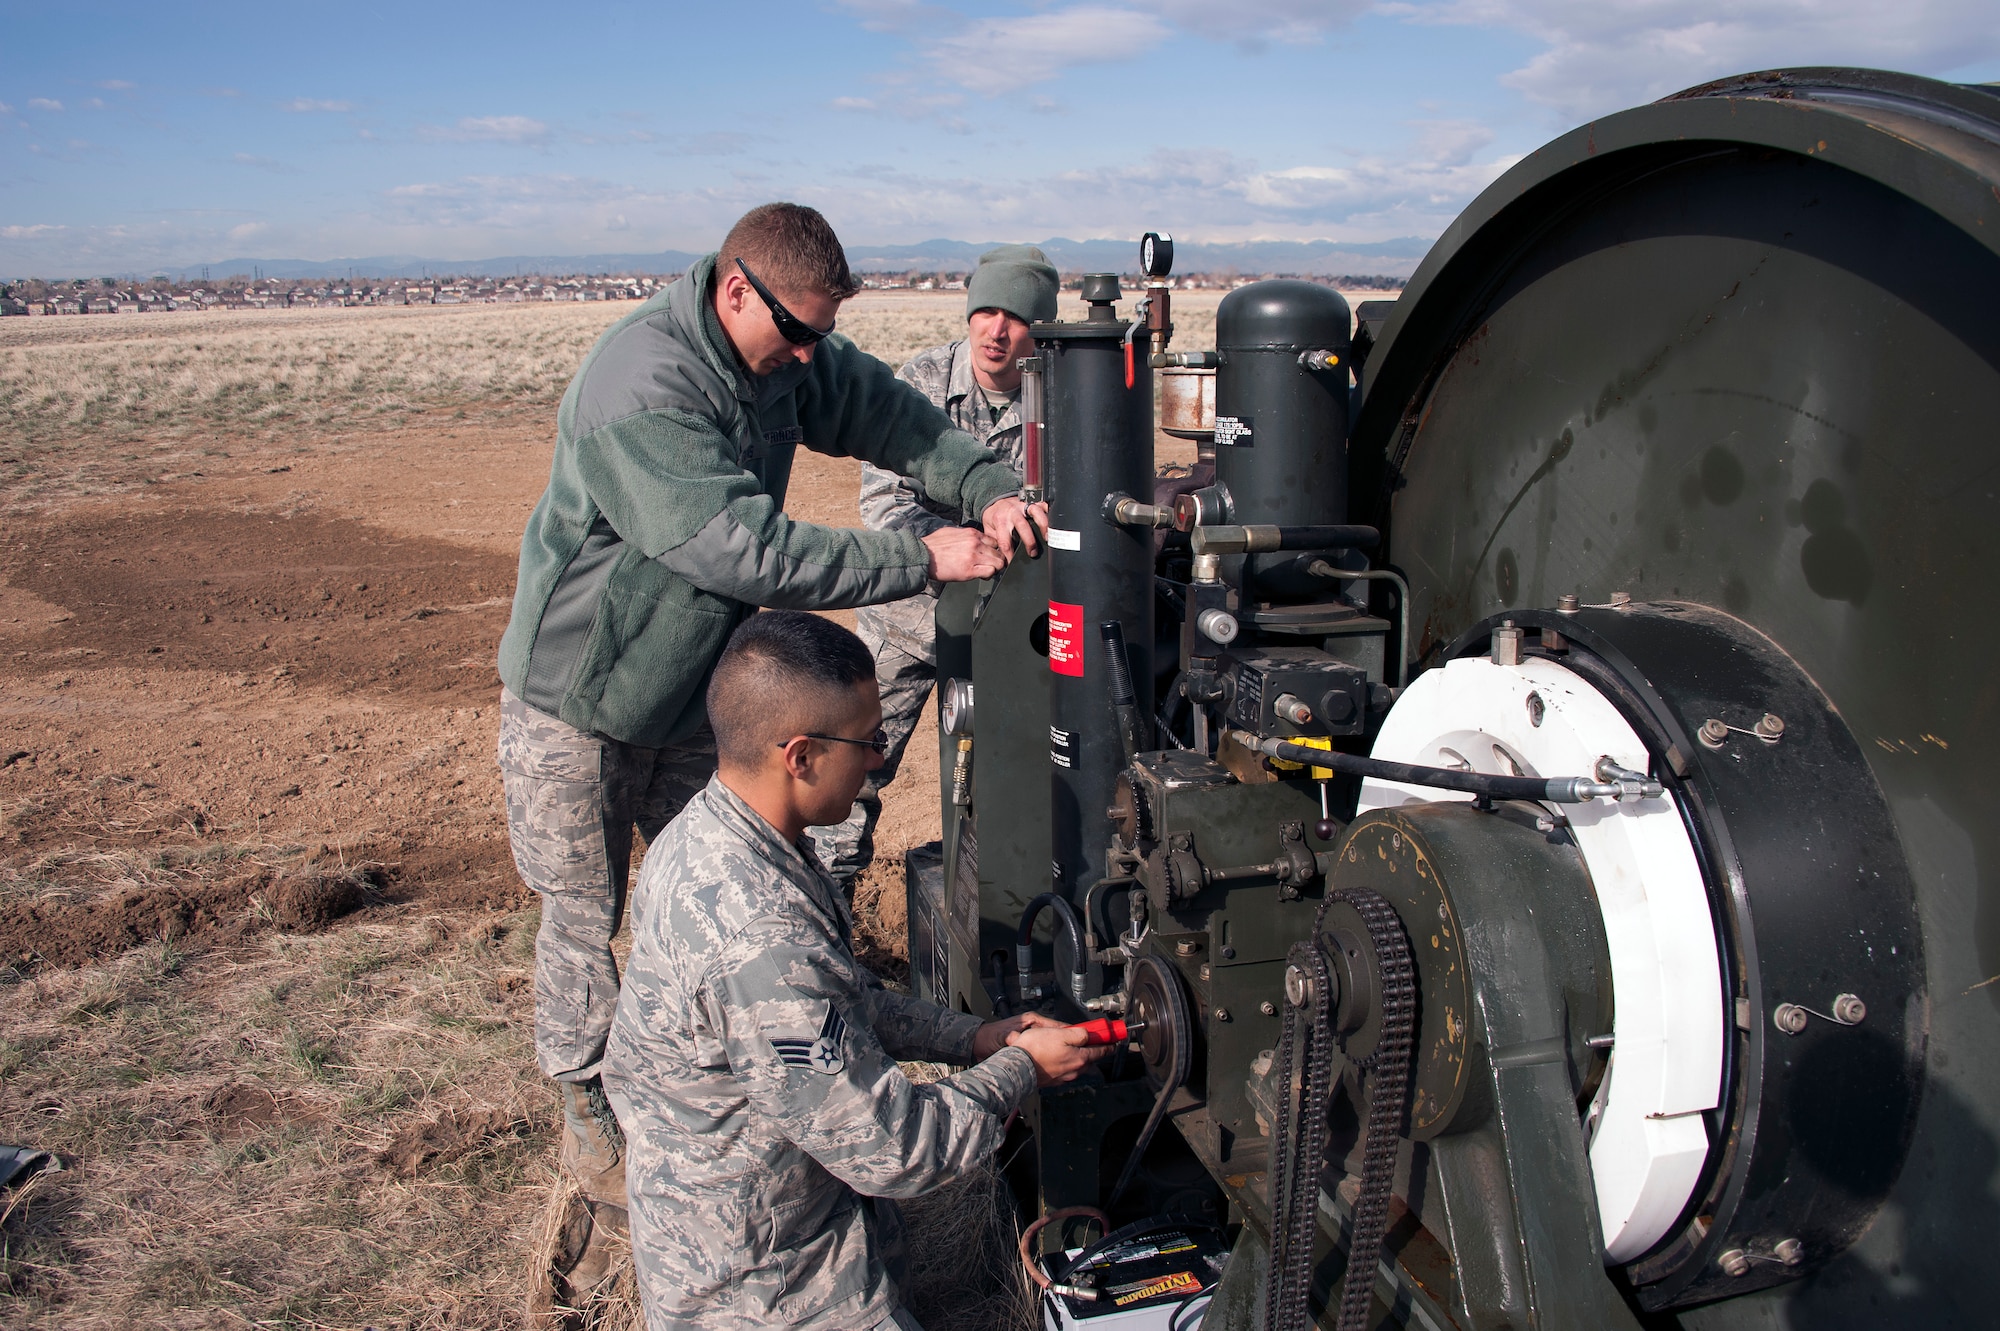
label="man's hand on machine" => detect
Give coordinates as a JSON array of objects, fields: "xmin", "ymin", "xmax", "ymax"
[
  {"xmin": 923, "ymin": 526, "xmax": 1007, "ymax": 582},
  {"xmin": 979, "ymin": 495, "xmax": 1048, "ymax": 560}
]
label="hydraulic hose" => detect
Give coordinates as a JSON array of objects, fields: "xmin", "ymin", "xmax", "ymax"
[
  {"xmin": 1018, "ymin": 893, "xmax": 1087, "ymax": 1003},
  {"xmin": 1243, "ymin": 733, "xmax": 1663, "ymax": 804}
]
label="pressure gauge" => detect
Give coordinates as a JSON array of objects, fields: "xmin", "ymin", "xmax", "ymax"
[
  {"xmin": 1140, "ymin": 232, "xmax": 1174, "ymax": 279},
  {"xmin": 941, "ymin": 677, "xmax": 975, "ymax": 736}
]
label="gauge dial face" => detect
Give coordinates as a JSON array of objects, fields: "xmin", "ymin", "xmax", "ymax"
[{"xmin": 1141, "ymin": 232, "xmax": 1173, "ymax": 278}]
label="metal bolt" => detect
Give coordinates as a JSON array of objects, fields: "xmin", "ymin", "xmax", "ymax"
[
  {"xmin": 1285, "ymin": 964, "xmax": 1313, "ymax": 1008},
  {"xmin": 1699, "ymin": 718, "xmax": 1731, "ymax": 749},
  {"xmin": 1773, "ymin": 1003, "xmax": 1809, "ymax": 1035},
  {"xmin": 1525, "ymin": 691, "xmax": 1545, "ymax": 728},
  {"xmin": 1773, "ymin": 1238, "xmax": 1804, "ymax": 1267},
  {"xmin": 1214, "ymin": 1007, "xmax": 1232, "ymax": 1022},
  {"xmin": 1199, "ymin": 963, "xmax": 1211, "ymax": 981},
  {"xmin": 1491, "ymin": 620, "xmax": 1523, "ymax": 667},
  {"xmin": 1833, "ymin": 993, "xmax": 1867, "ymax": 1024},
  {"xmin": 1717, "ymin": 1249, "xmax": 1751, "ymax": 1278},
  {"xmin": 1175, "ymin": 939, "xmax": 1200, "ymax": 957},
  {"xmin": 1610, "ymin": 590, "xmax": 1633, "ymax": 608},
  {"xmin": 1557, "ymin": 593, "xmax": 1580, "ymax": 613},
  {"xmin": 1260, "ymin": 1000, "xmax": 1278, "ymax": 1017},
  {"xmin": 1754, "ymin": 713, "xmax": 1786, "ymax": 743},
  {"xmin": 1220, "ymin": 946, "xmax": 1236, "ymax": 960}
]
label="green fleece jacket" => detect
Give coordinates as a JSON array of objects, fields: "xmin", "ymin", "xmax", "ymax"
[{"xmin": 497, "ymin": 255, "xmax": 1020, "ymax": 747}]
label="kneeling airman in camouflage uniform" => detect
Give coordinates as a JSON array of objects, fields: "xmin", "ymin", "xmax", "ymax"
[
  {"xmin": 809, "ymin": 244, "xmax": 1060, "ymax": 886},
  {"xmin": 604, "ymin": 611, "xmax": 1102, "ymax": 1330}
]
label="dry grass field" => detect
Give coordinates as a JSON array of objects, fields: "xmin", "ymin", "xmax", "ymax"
[{"xmin": 0, "ymin": 283, "xmax": 1377, "ymax": 1328}]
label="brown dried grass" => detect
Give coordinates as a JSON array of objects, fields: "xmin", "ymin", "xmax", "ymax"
[{"xmin": 0, "ymin": 905, "xmax": 555, "ymax": 1328}]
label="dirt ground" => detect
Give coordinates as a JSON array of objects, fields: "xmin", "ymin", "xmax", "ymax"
[{"xmin": 0, "ymin": 286, "xmax": 1387, "ymax": 1327}]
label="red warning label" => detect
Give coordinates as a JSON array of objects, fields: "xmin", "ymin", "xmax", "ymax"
[{"xmin": 1047, "ymin": 601, "xmax": 1084, "ymax": 677}]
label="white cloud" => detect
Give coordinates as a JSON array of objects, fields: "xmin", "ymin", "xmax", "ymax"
[
  {"xmin": 1151, "ymin": 0, "xmax": 1371, "ymax": 47},
  {"xmin": 28, "ymin": 98, "xmax": 63, "ymax": 111},
  {"xmin": 0, "ymin": 102, "xmax": 11, "ymax": 114},
  {"xmin": 283, "ymin": 97, "xmax": 352, "ymax": 113},
  {"xmin": 418, "ymin": 115, "xmax": 550, "ymax": 143},
  {"xmin": 227, "ymin": 222, "xmax": 267, "ymax": 244},
  {"xmin": 2, "ymin": 224, "xmax": 66, "ymax": 239},
  {"xmin": 1393, "ymin": 0, "xmax": 2000, "ymax": 120},
  {"xmin": 84, "ymin": 98, "xmax": 105, "ymax": 110},
  {"xmin": 923, "ymin": 6, "xmax": 1172, "ymax": 94}
]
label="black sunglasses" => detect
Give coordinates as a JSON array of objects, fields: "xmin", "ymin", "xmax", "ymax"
[
  {"xmin": 736, "ymin": 258, "xmax": 835, "ymax": 347},
  {"xmin": 781, "ymin": 729, "xmax": 890, "ymax": 757}
]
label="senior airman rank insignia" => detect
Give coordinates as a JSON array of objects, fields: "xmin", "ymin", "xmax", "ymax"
[{"xmin": 773, "ymin": 1003, "xmax": 846, "ymax": 1075}]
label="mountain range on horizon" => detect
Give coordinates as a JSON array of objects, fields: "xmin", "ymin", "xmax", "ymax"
[{"xmin": 82, "ymin": 236, "xmax": 1434, "ymax": 283}]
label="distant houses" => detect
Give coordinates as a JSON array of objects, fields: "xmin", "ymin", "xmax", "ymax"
[
  {"xmin": 0, "ymin": 271, "xmax": 681, "ymax": 316},
  {"xmin": 0, "ymin": 267, "xmax": 1408, "ymax": 317}
]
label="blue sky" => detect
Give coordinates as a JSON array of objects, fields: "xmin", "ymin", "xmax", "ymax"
[{"xmin": 4, "ymin": 0, "xmax": 1998, "ymax": 275}]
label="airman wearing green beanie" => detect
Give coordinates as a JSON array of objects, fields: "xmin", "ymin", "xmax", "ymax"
[
  {"xmin": 965, "ymin": 243, "xmax": 1060, "ymax": 325},
  {"xmin": 808, "ymin": 244, "xmax": 1060, "ymax": 884}
]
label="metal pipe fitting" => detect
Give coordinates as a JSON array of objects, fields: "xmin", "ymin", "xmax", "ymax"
[
  {"xmin": 1195, "ymin": 607, "xmax": 1239, "ymax": 645},
  {"xmin": 1189, "ymin": 523, "xmax": 1381, "ymax": 556}
]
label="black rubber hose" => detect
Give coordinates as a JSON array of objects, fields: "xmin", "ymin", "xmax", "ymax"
[
  {"xmin": 1017, "ymin": 893, "xmax": 1086, "ymax": 1003},
  {"xmin": 1260, "ymin": 738, "xmax": 1618, "ymax": 805}
]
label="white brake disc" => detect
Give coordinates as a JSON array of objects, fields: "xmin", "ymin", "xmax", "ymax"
[{"xmin": 1356, "ymin": 654, "xmax": 1723, "ymax": 1263}]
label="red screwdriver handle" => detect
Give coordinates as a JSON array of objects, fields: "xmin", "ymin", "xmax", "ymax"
[{"xmin": 1074, "ymin": 1017, "xmax": 1130, "ymax": 1046}]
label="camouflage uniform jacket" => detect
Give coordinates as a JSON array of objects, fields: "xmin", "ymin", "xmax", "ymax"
[
  {"xmin": 854, "ymin": 340, "xmax": 1024, "ymax": 664},
  {"xmin": 603, "ymin": 776, "xmax": 1038, "ymax": 1330}
]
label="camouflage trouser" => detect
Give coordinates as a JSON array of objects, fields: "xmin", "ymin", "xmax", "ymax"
[
  {"xmin": 807, "ymin": 635, "xmax": 935, "ymax": 885},
  {"xmin": 498, "ymin": 688, "xmax": 716, "ymax": 1083}
]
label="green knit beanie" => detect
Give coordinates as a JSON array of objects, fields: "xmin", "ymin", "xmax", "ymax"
[{"xmin": 966, "ymin": 244, "xmax": 1059, "ymax": 324}]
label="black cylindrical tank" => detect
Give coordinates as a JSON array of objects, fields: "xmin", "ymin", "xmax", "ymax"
[
  {"xmin": 1037, "ymin": 275, "xmax": 1154, "ymax": 905},
  {"xmin": 1214, "ymin": 280, "xmax": 1353, "ymax": 597}
]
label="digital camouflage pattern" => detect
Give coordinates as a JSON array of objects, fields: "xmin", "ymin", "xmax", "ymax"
[
  {"xmin": 498, "ymin": 687, "xmax": 717, "ymax": 1086},
  {"xmin": 604, "ymin": 776, "xmax": 1037, "ymax": 1331},
  {"xmin": 806, "ymin": 636, "xmax": 932, "ymax": 884},
  {"xmin": 814, "ymin": 340, "xmax": 1025, "ymax": 882}
]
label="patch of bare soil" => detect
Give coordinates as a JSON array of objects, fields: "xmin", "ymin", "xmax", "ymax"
[{"xmin": 379, "ymin": 1104, "xmax": 533, "ymax": 1178}]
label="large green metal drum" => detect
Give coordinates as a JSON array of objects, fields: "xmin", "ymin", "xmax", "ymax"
[{"xmin": 1354, "ymin": 68, "xmax": 2000, "ymax": 1326}]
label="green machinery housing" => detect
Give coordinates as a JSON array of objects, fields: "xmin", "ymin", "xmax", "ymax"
[{"xmin": 905, "ymin": 67, "xmax": 2000, "ymax": 1330}]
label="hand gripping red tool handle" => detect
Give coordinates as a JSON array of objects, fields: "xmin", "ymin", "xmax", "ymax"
[{"xmin": 1071, "ymin": 1017, "xmax": 1146, "ymax": 1046}]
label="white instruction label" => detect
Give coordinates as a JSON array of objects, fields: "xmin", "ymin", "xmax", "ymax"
[{"xmin": 1047, "ymin": 527, "xmax": 1082, "ymax": 551}]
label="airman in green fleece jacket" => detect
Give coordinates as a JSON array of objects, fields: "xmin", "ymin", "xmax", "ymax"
[{"xmin": 494, "ymin": 203, "xmax": 1045, "ymax": 1299}]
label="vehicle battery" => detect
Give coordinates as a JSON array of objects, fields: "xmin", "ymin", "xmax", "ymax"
[{"xmin": 1040, "ymin": 1225, "xmax": 1231, "ymax": 1330}]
